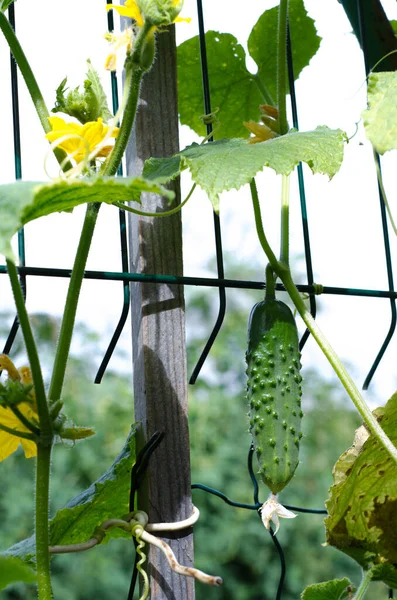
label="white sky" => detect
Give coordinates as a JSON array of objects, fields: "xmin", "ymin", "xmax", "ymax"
[{"xmin": 1, "ymin": 0, "xmax": 397, "ymax": 406}]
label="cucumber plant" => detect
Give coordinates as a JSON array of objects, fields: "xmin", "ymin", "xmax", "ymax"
[{"xmin": 2, "ymin": 0, "xmax": 397, "ymax": 598}]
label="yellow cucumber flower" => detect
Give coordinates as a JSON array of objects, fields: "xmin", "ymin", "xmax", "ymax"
[
  {"xmin": 106, "ymin": 0, "xmax": 144, "ymax": 26},
  {"xmin": 0, "ymin": 355, "xmax": 38, "ymax": 462},
  {"xmin": 104, "ymin": 27, "xmax": 134, "ymax": 71},
  {"xmin": 0, "ymin": 404, "xmax": 37, "ymax": 461},
  {"xmin": 107, "ymin": 0, "xmax": 190, "ymax": 28},
  {"xmin": 46, "ymin": 116, "xmax": 119, "ymax": 164}
]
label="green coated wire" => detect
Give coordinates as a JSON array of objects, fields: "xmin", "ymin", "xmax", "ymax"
[
  {"xmin": 1, "ymin": 266, "xmax": 396, "ymax": 298},
  {"xmin": 2, "ymin": 2, "xmax": 26, "ymax": 358}
]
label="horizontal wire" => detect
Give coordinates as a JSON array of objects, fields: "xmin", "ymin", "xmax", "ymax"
[
  {"xmin": 0, "ymin": 265, "xmax": 397, "ymax": 298},
  {"xmin": 192, "ymin": 483, "xmax": 327, "ymax": 515}
]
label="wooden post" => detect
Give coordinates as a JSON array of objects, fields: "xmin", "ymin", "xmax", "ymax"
[{"xmin": 125, "ymin": 26, "xmax": 195, "ymax": 599}]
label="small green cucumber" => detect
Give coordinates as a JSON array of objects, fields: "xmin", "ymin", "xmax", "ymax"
[{"xmin": 246, "ymin": 298, "xmax": 303, "ymax": 494}]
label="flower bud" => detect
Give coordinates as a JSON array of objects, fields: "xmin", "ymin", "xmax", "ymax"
[{"xmin": 137, "ymin": 0, "xmax": 183, "ymax": 27}]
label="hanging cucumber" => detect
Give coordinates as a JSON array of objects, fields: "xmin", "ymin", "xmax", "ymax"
[{"xmin": 246, "ymin": 288, "xmax": 303, "ymax": 532}]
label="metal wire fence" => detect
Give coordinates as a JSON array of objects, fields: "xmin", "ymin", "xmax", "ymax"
[{"xmin": 1, "ymin": 0, "xmax": 396, "ymax": 598}]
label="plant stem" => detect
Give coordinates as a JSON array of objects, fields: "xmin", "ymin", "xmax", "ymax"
[
  {"xmin": 277, "ymin": 0, "xmax": 289, "ymax": 135},
  {"xmin": 99, "ymin": 66, "xmax": 142, "ymax": 176},
  {"xmin": 265, "ymin": 264, "xmax": 276, "ymax": 300},
  {"xmin": 353, "ymin": 569, "xmax": 372, "ymax": 600},
  {"xmin": 374, "ymin": 148, "xmax": 397, "ymax": 236},
  {"xmin": 250, "ymin": 179, "xmax": 279, "ymax": 267},
  {"xmin": 6, "ymin": 260, "xmax": 51, "ymax": 439},
  {"xmin": 0, "ymin": 423, "xmax": 35, "ymax": 441},
  {"xmin": 48, "ymin": 203, "xmax": 100, "ymax": 401},
  {"xmin": 114, "ymin": 183, "xmax": 196, "ymax": 218},
  {"xmin": 35, "ymin": 444, "xmax": 53, "ymax": 600},
  {"xmin": 250, "ymin": 183, "xmax": 397, "ymax": 464},
  {"xmin": 0, "ymin": 11, "xmax": 49, "ymax": 132},
  {"xmin": 0, "ymin": 11, "xmax": 68, "ymax": 169},
  {"xmin": 254, "ymin": 74, "xmax": 276, "ymax": 106},
  {"xmin": 100, "ymin": 22, "xmax": 152, "ymax": 177},
  {"xmin": 280, "ymin": 174, "xmax": 290, "ymax": 265}
]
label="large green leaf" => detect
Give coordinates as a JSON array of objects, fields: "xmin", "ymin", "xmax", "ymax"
[
  {"xmin": 362, "ymin": 72, "xmax": 397, "ymax": 154},
  {"xmin": 248, "ymin": 0, "xmax": 321, "ymax": 102},
  {"xmin": 143, "ymin": 127, "xmax": 346, "ymax": 211},
  {"xmin": 178, "ymin": 32, "xmax": 262, "ymax": 139},
  {"xmin": 0, "ymin": 177, "xmax": 174, "ymax": 262},
  {"xmin": 177, "ymin": 0, "xmax": 321, "ymax": 139},
  {"xmin": 301, "ymin": 578, "xmax": 354, "ymax": 600},
  {"xmin": 0, "ymin": 556, "xmax": 36, "ymax": 590},
  {"xmin": 4, "ymin": 428, "xmax": 136, "ymax": 563},
  {"xmin": 325, "ymin": 392, "xmax": 397, "ymax": 585}
]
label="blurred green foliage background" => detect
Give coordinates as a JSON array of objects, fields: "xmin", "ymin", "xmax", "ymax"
[{"xmin": 0, "ymin": 259, "xmax": 391, "ymax": 599}]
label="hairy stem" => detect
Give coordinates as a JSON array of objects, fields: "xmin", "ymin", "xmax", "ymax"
[
  {"xmin": 48, "ymin": 203, "xmax": 100, "ymax": 401},
  {"xmin": 36, "ymin": 444, "xmax": 53, "ymax": 600},
  {"xmin": 250, "ymin": 179, "xmax": 279, "ymax": 266},
  {"xmin": 353, "ymin": 569, "xmax": 372, "ymax": 600},
  {"xmin": 280, "ymin": 174, "xmax": 290, "ymax": 265},
  {"xmin": 49, "ymin": 34, "xmax": 148, "ymax": 400},
  {"xmin": 100, "ymin": 21, "xmax": 152, "ymax": 176},
  {"xmin": 0, "ymin": 11, "xmax": 49, "ymax": 131},
  {"xmin": 0, "ymin": 11, "xmax": 65, "ymax": 165},
  {"xmin": 374, "ymin": 149, "xmax": 397, "ymax": 235},
  {"xmin": 6, "ymin": 260, "xmax": 51, "ymax": 439}
]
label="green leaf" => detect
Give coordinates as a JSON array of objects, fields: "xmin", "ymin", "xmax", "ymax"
[
  {"xmin": 3, "ymin": 428, "xmax": 136, "ymax": 563},
  {"xmin": 52, "ymin": 60, "xmax": 113, "ymax": 124},
  {"xmin": 248, "ymin": 0, "xmax": 321, "ymax": 102},
  {"xmin": 362, "ymin": 71, "xmax": 397, "ymax": 154},
  {"xmin": 49, "ymin": 427, "xmax": 136, "ymax": 546},
  {"xmin": 84, "ymin": 59, "xmax": 113, "ymax": 123},
  {"xmin": 0, "ymin": 556, "xmax": 36, "ymax": 590},
  {"xmin": 178, "ymin": 32, "xmax": 262, "ymax": 139},
  {"xmin": 177, "ymin": 0, "xmax": 321, "ymax": 139},
  {"xmin": 143, "ymin": 127, "xmax": 346, "ymax": 212},
  {"xmin": 325, "ymin": 392, "xmax": 397, "ymax": 583},
  {"xmin": 370, "ymin": 563, "xmax": 397, "ymax": 588},
  {"xmin": 0, "ymin": 0, "xmax": 15, "ymax": 11},
  {"xmin": 301, "ymin": 578, "xmax": 354, "ymax": 600},
  {"xmin": 0, "ymin": 176, "xmax": 174, "ymax": 262}
]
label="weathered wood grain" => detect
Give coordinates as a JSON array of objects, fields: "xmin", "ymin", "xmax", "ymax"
[{"xmin": 126, "ymin": 25, "xmax": 195, "ymax": 600}]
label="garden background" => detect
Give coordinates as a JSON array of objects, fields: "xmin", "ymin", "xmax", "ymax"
[{"xmin": 1, "ymin": 0, "xmax": 397, "ymax": 598}]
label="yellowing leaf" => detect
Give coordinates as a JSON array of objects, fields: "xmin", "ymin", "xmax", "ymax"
[
  {"xmin": 325, "ymin": 392, "xmax": 397, "ymax": 584},
  {"xmin": 363, "ymin": 72, "xmax": 397, "ymax": 154}
]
